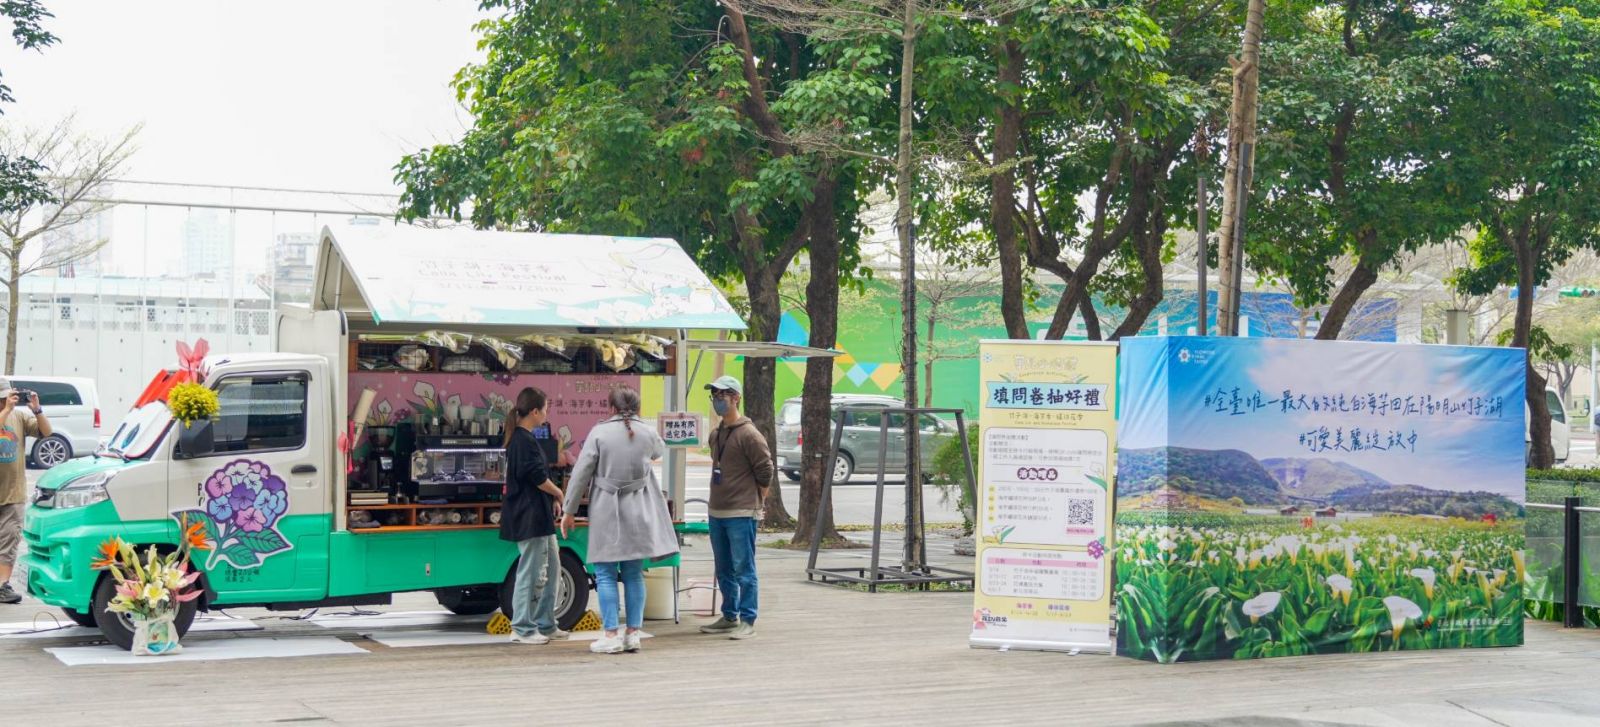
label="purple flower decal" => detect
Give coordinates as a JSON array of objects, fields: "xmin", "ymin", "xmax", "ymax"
[
  {"xmin": 1088, "ymin": 538, "xmax": 1106, "ymax": 560},
  {"xmin": 235, "ymin": 507, "xmax": 268, "ymax": 532},
  {"xmin": 185, "ymin": 459, "xmax": 296, "ymax": 571}
]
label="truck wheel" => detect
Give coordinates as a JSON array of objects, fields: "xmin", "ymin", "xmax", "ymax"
[
  {"xmin": 435, "ymin": 586, "xmax": 500, "ymax": 615},
  {"xmin": 92, "ymin": 574, "xmax": 197, "ymax": 651},
  {"xmin": 498, "ymin": 548, "xmax": 591, "ymax": 632},
  {"xmin": 62, "ymin": 607, "xmax": 96, "ymax": 628},
  {"xmin": 783, "ymin": 470, "xmax": 801, "ymax": 482}
]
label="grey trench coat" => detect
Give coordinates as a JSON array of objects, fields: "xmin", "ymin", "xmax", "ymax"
[{"xmin": 563, "ymin": 415, "xmax": 680, "ymax": 564}]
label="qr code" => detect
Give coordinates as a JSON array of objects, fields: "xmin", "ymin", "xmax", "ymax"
[{"xmin": 1066, "ymin": 498, "xmax": 1095, "ymax": 525}]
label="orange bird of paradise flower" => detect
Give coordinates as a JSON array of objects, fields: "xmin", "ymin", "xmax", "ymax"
[
  {"xmin": 91, "ymin": 537, "xmax": 124, "ymax": 570},
  {"xmin": 180, "ymin": 516, "xmax": 212, "ymax": 552}
]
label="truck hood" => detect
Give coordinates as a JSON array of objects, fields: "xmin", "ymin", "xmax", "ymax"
[{"xmin": 36, "ymin": 455, "xmax": 144, "ymax": 491}]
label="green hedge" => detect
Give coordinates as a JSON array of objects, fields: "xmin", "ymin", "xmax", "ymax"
[{"xmin": 929, "ymin": 426, "xmax": 979, "ymax": 534}]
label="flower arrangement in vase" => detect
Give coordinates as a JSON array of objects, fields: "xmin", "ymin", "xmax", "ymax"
[{"xmin": 90, "ymin": 515, "xmax": 211, "ymax": 655}]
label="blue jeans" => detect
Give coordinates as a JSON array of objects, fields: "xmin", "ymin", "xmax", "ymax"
[
  {"xmin": 512, "ymin": 535, "xmax": 559, "ymax": 637},
  {"xmin": 709, "ymin": 516, "xmax": 758, "ymax": 624},
  {"xmin": 592, "ymin": 559, "xmax": 646, "ymax": 632}
]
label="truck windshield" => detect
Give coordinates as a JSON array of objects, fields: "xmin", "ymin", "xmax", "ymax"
[{"xmin": 100, "ymin": 402, "xmax": 173, "ymax": 460}]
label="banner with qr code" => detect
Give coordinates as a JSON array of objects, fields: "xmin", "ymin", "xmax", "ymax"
[{"xmin": 971, "ymin": 340, "xmax": 1118, "ymax": 653}]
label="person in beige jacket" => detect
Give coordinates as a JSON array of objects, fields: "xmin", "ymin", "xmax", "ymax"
[{"xmin": 699, "ymin": 375, "xmax": 773, "ymax": 640}]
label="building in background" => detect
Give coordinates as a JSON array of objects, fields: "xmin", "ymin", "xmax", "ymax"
[
  {"xmin": 182, "ymin": 209, "xmax": 232, "ymax": 280},
  {"xmin": 261, "ymin": 232, "xmax": 316, "ymax": 305},
  {"xmin": 3, "ymin": 276, "xmax": 272, "ymax": 414},
  {"xmin": 37, "ymin": 206, "xmax": 116, "ymax": 279}
]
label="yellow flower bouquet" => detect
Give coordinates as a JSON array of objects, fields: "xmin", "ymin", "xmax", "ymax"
[{"xmin": 167, "ymin": 381, "xmax": 220, "ymax": 426}]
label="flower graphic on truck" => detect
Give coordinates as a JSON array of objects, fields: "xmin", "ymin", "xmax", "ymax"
[{"xmin": 173, "ymin": 459, "xmax": 294, "ymax": 570}]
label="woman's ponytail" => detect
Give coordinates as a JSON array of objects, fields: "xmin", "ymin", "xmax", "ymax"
[{"xmin": 608, "ymin": 387, "xmax": 642, "ymax": 439}]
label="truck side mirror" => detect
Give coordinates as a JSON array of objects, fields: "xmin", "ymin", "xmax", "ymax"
[{"xmin": 175, "ymin": 420, "xmax": 215, "ymax": 459}]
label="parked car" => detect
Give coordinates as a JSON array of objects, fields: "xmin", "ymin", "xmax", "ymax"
[
  {"xmin": 1528, "ymin": 387, "xmax": 1570, "ymax": 465},
  {"xmin": 776, "ymin": 394, "xmax": 956, "ymax": 483},
  {"xmin": 3, "ymin": 375, "xmax": 101, "ymax": 469}
]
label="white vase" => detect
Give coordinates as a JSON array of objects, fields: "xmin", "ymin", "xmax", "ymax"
[{"xmin": 130, "ymin": 611, "xmax": 183, "ymax": 656}]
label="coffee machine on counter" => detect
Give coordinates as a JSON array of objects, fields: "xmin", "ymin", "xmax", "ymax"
[{"xmin": 364, "ymin": 426, "xmax": 398, "ymax": 490}]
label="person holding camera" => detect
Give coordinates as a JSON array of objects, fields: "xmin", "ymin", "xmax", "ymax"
[{"xmin": 0, "ymin": 377, "xmax": 50, "ymax": 604}]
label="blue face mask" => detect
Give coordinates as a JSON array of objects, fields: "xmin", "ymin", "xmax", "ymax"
[{"xmin": 712, "ymin": 398, "xmax": 730, "ymax": 416}]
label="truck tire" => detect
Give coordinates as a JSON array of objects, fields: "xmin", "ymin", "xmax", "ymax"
[
  {"xmin": 62, "ymin": 607, "xmax": 96, "ymax": 628},
  {"xmin": 499, "ymin": 548, "xmax": 591, "ymax": 632},
  {"xmin": 435, "ymin": 586, "xmax": 500, "ymax": 615},
  {"xmin": 92, "ymin": 574, "xmax": 197, "ymax": 651}
]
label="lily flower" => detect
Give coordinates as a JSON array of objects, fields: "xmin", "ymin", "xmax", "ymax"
[
  {"xmin": 1512, "ymin": 550, "xmax": 1527, "ymax": 585},
  {"xmin": 1327, "ymin": 574, "xmax": 1353, "ymax": 605},
  {"xmin": 1242, "ymin": 592, "xmax": 1282, "ymax": 624},
  {"xmin": 1384, "ymin": 596, "xmax": 1422, "ymax": 640},
  {"xmin": 1410, "ymin": 567, "xmax": 1437, "ymax": 599}
]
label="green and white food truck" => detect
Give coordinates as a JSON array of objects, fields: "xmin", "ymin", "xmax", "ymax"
[{"xmin": 20, "ymin": 224, "xmax": 782, "ymax": 649}]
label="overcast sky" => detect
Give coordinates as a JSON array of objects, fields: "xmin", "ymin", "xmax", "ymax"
[{"xmin": 0, "ymin": 0, "xmax": 487, "ymax": 194}]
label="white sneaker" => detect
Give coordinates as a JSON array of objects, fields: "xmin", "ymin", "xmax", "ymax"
[
  {"xmin": 624, "ymin": 631, "xmax": 642, "ymax": 653},
  {"xmin": 543, "ymin": 628, "xmax": 571, "ymax": 640},
  {"xmin": 509, "ymin": 632, "xmax": 550, "ymax": 645},
  {"xmin": 590, "ymin": 633, "xmax": 625, "ymax": 654}
]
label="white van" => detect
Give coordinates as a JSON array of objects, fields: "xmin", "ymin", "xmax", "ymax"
[
  {"xmin": 3, "ymin": 375, "xmax": 101, "ymax": 468},
  {"xmin": 1527, "ymin": 388, "xmax": 1570, "ymax": 465}
]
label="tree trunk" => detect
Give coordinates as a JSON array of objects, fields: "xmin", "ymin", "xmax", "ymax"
[
  {"xmin": 745, "ymin": 269, "xmax": 794, "ymax": 528},
  {"xmin": 1079, "ymin": 295, "xmax": 1102, "ymax": 341},
  {"xmin": 1315, "ymin": 246, "xmax": 1380, "ymax": 340},
  {"xmin": 990, "ymin": 18, "xmax": 1030, "ymax": 340},
  {"xmin": 896, "ymin": 0, "xmax": 926, "ymax": 571},
  {"xmin": 1216, "ymin": 0, "xmax": 1267, "ymax": 337},
  {"xmin": 4, "ymin": 260, "xmax": 18, "ymax": 374},
  {"xmin": 793, "ymin": 176, "xmax": 843, "ymax": 547},
  {"xmin": 1512, "ymin": 228, "xmax": 1555, "ymax": 468},
  {"xmin": 924, "ymin": 313, "xmax": 937, "ymax": 406}
]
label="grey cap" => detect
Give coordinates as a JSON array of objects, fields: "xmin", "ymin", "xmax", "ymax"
[
  {"xmin": 705, "ymin": 375, "xmax": 743, "ymax": 396},
  {"xmin": 0, "ymin": 377, "xmax": 11, "ymax": 391}
]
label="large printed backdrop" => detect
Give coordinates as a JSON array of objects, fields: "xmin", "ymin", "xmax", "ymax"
[{"xmin": 1115, "ymin": 337, "xmax": 1527, "ymax": 662}]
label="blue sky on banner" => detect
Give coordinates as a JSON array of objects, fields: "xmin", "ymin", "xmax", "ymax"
[{"xmin": 1120, "ymin": 337, "xmax": 1525, "ymax": 499}]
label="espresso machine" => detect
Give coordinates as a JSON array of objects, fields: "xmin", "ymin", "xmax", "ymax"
[{"xmin": 364, "ymin": 426, "xmax": 398, "ymax": 491}]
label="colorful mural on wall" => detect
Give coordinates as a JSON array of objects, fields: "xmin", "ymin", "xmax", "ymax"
[{"xmin": 716, "ymin": 284, "xmax": 1401, "ymax": 419}]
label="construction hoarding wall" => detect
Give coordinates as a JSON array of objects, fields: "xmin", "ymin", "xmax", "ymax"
[{"xmin": 1115, "ymin": 336, "xmax": 1526, "ymax": 662}]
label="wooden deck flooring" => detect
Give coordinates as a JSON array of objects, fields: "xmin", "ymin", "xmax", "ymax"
[{"xmin": 7, "ymin": 536, "xmax": 1600, "ymax": 726}]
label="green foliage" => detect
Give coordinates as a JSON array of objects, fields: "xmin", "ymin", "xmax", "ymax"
[
  {"xmin": 929, "ymin": 424, "xmax": 978, "ymax": 533},
  {"xmin": 1115, "ymin": 512, "xmax": 1524, "ymax": 662}
]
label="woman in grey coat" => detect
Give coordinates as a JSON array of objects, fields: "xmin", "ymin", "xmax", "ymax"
[{"xmin": 561, "ymin": 387, "xmax": 679, "ymax": 654}]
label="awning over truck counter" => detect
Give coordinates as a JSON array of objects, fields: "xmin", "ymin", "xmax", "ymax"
[
  {"xmin": 685, "ymin": 340, "xmax": 842, "ymax": 359},
  {"xmin": 313, "ymin": 224, "xmax": 747, "ymax": 332}
]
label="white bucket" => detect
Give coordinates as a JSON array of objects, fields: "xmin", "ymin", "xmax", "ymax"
[
  {"xmin": 644, "ymin": 568, "xmax": 676, "ymax": 621},
  {"xmin": 683, "ymin": 577, "xmax": 718, "ymax": 616}
]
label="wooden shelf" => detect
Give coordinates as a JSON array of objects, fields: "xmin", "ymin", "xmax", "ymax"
[{"xmin": 349, "ymin": 524, "xmax": 498, "ymax": 534}]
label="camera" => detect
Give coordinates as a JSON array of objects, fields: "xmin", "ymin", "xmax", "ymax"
[{"xmin": 10, "ymin": 388, "xmax": 33, "ymax": 403}]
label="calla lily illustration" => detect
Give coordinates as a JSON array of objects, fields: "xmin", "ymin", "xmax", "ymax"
[
  {"xmin": 1384, "ymin": 596, "xmax": 1422, "ymax": 640},
  {"xmin": 1326, "ymin": 574, "xmax": 1353, "ymax": 605},
  {"xmin": 1410, "ymin": 567, "xmax": 1437, "ymax": 599},
  {"xmin": 1242, "ymin": 592, "xmax": 1281, "ymax": 624}
]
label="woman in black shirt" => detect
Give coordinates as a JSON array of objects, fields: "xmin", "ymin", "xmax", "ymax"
[{"xmin": 500, "ymin": 387, "xmax": 566, "ymax": 644}]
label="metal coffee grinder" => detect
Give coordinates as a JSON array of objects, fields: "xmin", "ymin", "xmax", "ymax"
[{"xmin": 365, "ymin": 426, "xmax": 398, "ymax": 491}]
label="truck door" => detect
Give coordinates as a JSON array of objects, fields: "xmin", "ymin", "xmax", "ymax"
[{"xmin": 170, "ymin": 370, "xmax": 330, "ymax": 603}]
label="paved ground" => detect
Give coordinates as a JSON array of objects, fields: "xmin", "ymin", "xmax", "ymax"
[{"xmin": 6, "ymin": 527, "xmax": 1600, "ymax": 726}]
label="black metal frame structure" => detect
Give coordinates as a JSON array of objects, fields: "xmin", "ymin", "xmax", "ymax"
[{"xmin": 805, "ymin": 405, "xmax": 978, "ymax": 592}]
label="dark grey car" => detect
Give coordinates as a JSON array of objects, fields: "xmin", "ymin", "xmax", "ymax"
[{"xmin": 775, "ymin": 394, "xmax": 955, "ymax": 482}]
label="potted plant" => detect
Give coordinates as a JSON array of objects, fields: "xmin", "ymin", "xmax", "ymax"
[{"xmin": 90, "ymin": 515, "xmax": 210, "ymax": 655}]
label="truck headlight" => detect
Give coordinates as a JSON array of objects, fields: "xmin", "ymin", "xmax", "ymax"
[{"xmin": 53, "ymin": 471, "xmax": 116, "ymax": 509}]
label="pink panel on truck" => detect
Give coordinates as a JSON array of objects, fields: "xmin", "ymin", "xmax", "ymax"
[{"xmin": 348, "ymin": 372, "xmax": 640, "ymax": 464}]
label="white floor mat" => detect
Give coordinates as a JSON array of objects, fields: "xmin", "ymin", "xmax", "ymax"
[
  {"xmin": 46, "ymin": 637, "xmax": 367, "ymax": 666},
  {"xmin": 308, "ymin": 610, "xmax": 490, "ymax": 630},
  {"xmin": 366, "ymin": 629, "xmax": 652, "ymax": 648},
  {"xmin": 1, "ymin": 614, "xmax": 260, "ymax": 639}
]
